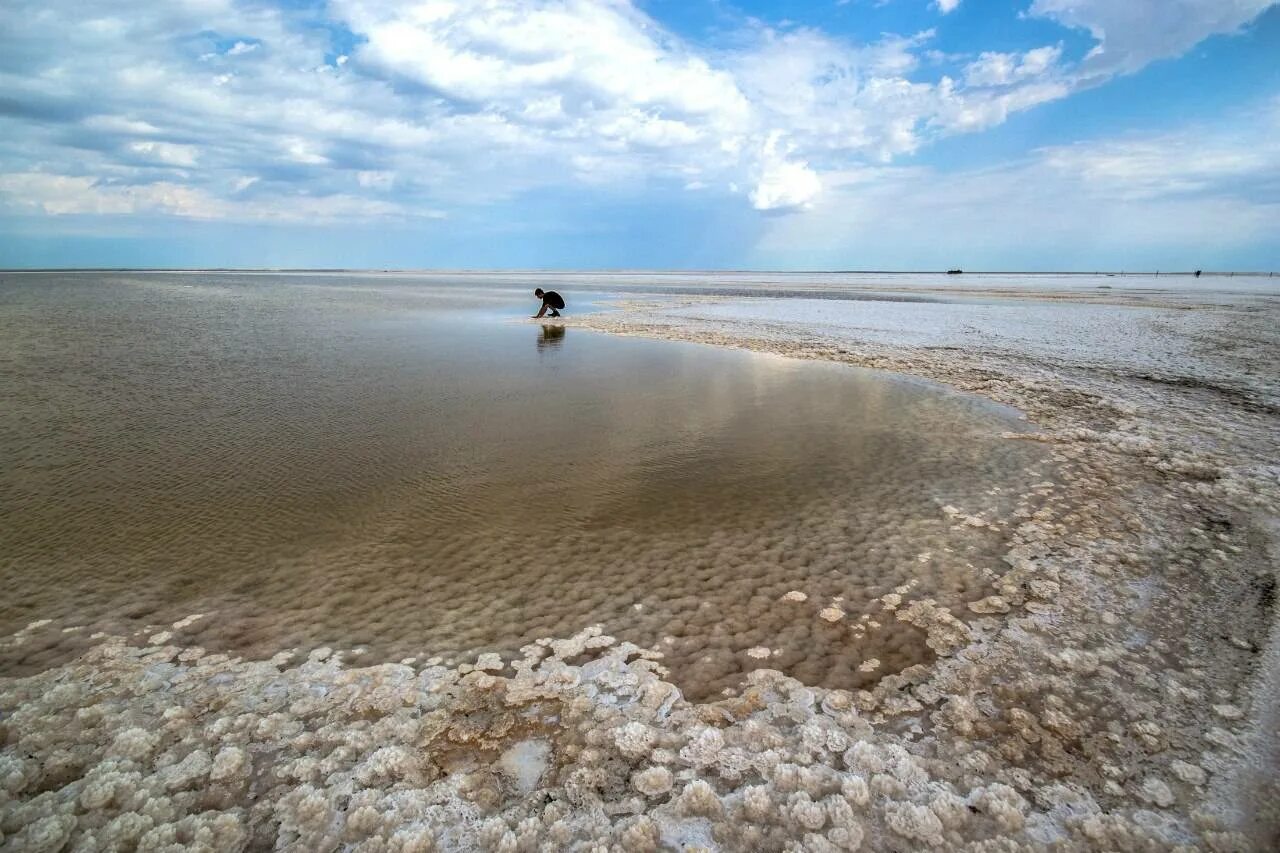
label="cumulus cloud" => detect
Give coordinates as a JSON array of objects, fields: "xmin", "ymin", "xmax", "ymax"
[
  {"xmin": 336, "ymin": 0, "xmax": 750, "ymax": 124},
  {"xmin": 749, "ymin": 132, "xmax": 821, "ymax": 212},
  {"xmin": 754, "ymin": 99, "xmax": 1280, "ymax": 265},
  {"xmin": 964, "ymin": 46, "xmax": 1063, "ymax": 87},
  {"xmin": 0, "ymin": 0, "xmax": 1272, "ymax": 230},
  {"xmin": 936, "ymin": 0, "xmax": 963, "ymax": 13},
  {"xmin": 728, "ymin": 28, "xmax": 958, "ymax": 163}
]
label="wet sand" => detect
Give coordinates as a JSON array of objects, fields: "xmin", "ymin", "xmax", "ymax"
[{"xmin": 1, "ymin": 272, "xmax": 1277, "ymax": 851}]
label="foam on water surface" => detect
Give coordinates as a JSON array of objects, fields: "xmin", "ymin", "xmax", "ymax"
[{"xmin": 0, "ymin": 273, "xmax": 1052, "ymax": 699}]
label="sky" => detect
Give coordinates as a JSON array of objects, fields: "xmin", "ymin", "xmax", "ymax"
[{"xmin": 0, "ymin": 0, "xmax": 1277, "ymax": 270}]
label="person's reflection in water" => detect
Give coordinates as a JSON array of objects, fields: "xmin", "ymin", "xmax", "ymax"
[{"xmin": 537, "ymin": 324, "xmax": 566, "ymax": 352}]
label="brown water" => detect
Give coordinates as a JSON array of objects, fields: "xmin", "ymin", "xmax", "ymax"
[{"xmin": 0, "ymin": 272, "xmax": 1052, "ymax": 699}]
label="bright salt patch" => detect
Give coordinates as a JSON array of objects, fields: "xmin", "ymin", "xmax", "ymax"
[
  {"xmin": 633, "ymin": 766, "xmax": 674, "ymax": 797},
  {"xmin": 497, "ymin": 739, "xmax": 551, "ymax": 795},
  {"xmin": 171, "ymin": 613, "xmax": 206, "ymax": 630}
]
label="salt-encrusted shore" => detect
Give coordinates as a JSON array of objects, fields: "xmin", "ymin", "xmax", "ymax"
[{"xmin": 2, "ymin": 277, "xmax": 1277, "ymax": 851}]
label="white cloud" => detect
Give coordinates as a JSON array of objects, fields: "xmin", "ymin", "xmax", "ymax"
[
  {"xmin": 749, "ymin": 132, "xmax": 822, "ymax": 211},
  {"xmin": 1028, "ymin": 0, "xmax": 1276, "ymax": 78},
  {"xmin": 332, "ymin": 0, "xmax": 752, "ymax": 138},
  {"xmin": 282, "ymin": 138, "xmax": 329, "ymax": 166},
  {"xmin": 932, "ymin": 77, "xmax": 1071, "ymax": 133},
  {"xmin": 936, "ymin": 0, "xmax": 962, "ymax": 13},
  {"xmin": 754, "ymin": 100, "xmax": 1280, "ymax": 263},
  {"xmin": 1039, "ymin": 108, "xmax": 1280, "ymax": 199},
  {"xmin": 82, "ymin": 116, "xmax": 161, "ymax": 136},
  {"xmin": 0, "ymin": 173, "xmax": 227, "ymax": 218},
  {"xmin": 356, "ymin": 170, "xmax": 394, "ymax": 190},
  {"xmin": 0, "ymin": 0, "xmax": 1272, "ymax": 232},
  {"xmin": 729, "ymin": 26, "xmax": 1062, "ymax": 163},
  {"xmin": 964, "ymin": 45, "xmax": 1063, "ymax": 87},
  {"xmin": 0, "ymin": 171, "xmax": 425, "ymax": 222},
  {"xmin": 128, "ymin": 141, "xmax": 200, "ymax": 167}
]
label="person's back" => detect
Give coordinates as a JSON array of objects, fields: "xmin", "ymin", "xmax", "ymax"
[{"xmin": 532, "ymin": 288, "xmax": 565, "ymax": 318}]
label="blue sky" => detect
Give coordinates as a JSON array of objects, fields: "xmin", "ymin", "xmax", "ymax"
[{"xmin": 0, "ymin": 0, "xmax": 1277, "ymax": 270}]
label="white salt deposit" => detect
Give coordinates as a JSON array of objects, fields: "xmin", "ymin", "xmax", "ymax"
[{"xmin": 497, "ymin": 740, "xmax": 552, "ymax": 796}]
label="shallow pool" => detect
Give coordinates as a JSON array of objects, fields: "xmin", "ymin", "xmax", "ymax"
[{"xmin": 0, "ymin": 272, "xmax": 1053, "ymax": 698}]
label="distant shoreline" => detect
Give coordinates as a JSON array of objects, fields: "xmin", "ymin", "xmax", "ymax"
[{"xmin": 1, "ymin": 267, "xmax": 1275, "ymax": 276}]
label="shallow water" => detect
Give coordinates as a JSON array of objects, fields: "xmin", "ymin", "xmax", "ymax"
[{"xmin": 0, "ymin": 272, "xmax": 1052, "ymax": 698}]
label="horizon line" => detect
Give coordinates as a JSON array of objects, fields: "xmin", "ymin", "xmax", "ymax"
[{"xmin": 1, "ymin": 267, "xmax": 1275, "ymax": 276}]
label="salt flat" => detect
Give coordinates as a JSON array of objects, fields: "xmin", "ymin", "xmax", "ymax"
[{"xmin": 1, "ymin": 272, "xmax": 1277, "ymax": 851}]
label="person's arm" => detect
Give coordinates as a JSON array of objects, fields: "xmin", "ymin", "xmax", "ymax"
[{"xmin": 532, "ymin": 301, "xmax": 548, "ymax": 318}]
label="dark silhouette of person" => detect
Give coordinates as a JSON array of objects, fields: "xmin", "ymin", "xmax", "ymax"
[
  {"xmin": 537, "ymin": 324, "xmax": 565, "ymax": 351},
  {"xmin": 532, "ymin": 288, "xmax": 565, "ymax": 318}
]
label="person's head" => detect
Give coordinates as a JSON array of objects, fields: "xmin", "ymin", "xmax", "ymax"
[{"xmin": 534, "ymin": 288, "xmax": 544, "ymax": 298}]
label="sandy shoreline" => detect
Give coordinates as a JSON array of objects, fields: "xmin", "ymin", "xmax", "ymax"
[{"xmin": 2, "ymin": 282, "xmax": 1277, "ymax": 851}]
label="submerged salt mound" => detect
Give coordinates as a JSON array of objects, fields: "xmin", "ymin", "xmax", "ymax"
[
  {"xmin": 1, "ymin": 417, "xmax": 1269, "ymax": 848},
  {"xmin": 1, "ymin": 476, "xmax": 1052, "ymax": 702}
]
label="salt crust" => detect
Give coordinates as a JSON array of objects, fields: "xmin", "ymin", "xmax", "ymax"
[
  {"xmin": 3, "ymin": 289, "xmax": 1277, "ymax": 850},
  {"xmin": 0, "ymin": 597, "xmax": 1261, "ymax": 851},
  {"xmin": 545, "ymin": 289, "xmax": 1276, "ymax": 849}
]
